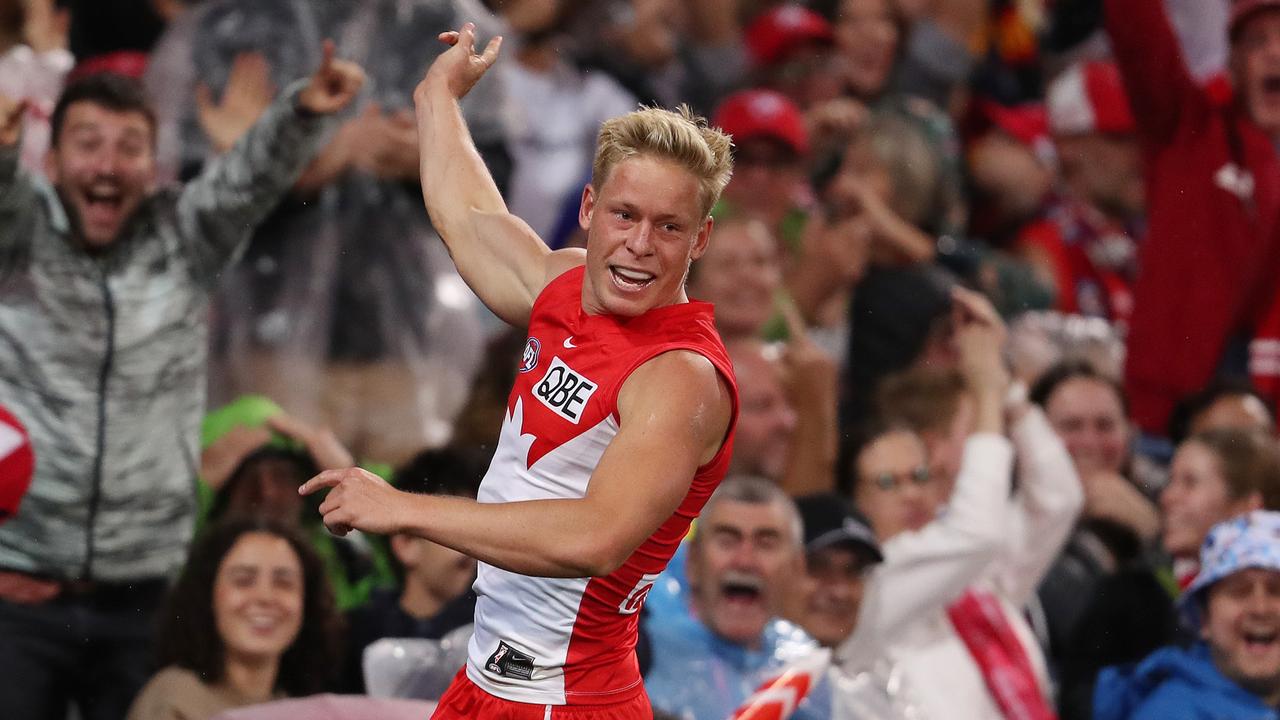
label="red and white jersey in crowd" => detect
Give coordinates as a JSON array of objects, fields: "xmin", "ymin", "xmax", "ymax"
[
  {"xmin": 465, "ymin": 266, "xmax": 738, "ymax": 706},
  {"xmin": 1252, "ymin": 292, "xmax": 1280, "ymax": 415}
]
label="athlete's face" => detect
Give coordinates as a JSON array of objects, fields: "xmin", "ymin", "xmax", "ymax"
[
  {"xmin": 579, "ymin": 155, "xmax": 712, "ymax": 318},
  {"xmin": 212, "ymin": 532, "xmax": 304, "ymax": 668},
  {"xmin": 688, "ymin": 498, "xmax": 801, "ymax": 648}
]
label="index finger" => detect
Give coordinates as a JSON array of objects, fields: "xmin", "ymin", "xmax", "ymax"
[
  {"xmin": 298, "ymin": 469, "xmax": 346, "ymax": 496},
  {"xmin": 319, "ymin": 39, "xmax": 336, "ymax": 71}
]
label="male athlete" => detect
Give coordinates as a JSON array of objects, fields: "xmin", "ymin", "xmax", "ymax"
[{"xmin": 299, "ymin": 23, "xmax": 739, "ymax": 718}]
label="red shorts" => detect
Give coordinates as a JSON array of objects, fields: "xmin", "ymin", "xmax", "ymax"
[{"xmin": 430, "ymin": 668, "xmax": 653, "ymax": 720}]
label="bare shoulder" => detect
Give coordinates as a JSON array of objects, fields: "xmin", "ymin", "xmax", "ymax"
[{"xmin": 619, "ymin": 350, "xmax": 732, "ymax": 459}]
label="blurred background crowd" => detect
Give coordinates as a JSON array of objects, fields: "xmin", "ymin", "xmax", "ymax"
[{"xmin": 4, "ymin": 0, "xmax": 1280, "ymax": 718}]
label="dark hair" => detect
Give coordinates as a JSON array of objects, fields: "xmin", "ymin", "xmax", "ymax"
[
  {"xmin": 156, "ymin": 517, "xmax": 342, "ymax": 696},
  {"xmin": 1181, "ymin": 428, "xmax": 1280, "ymax": 509},
  {"xmin": 1029, "ymin": 359, "xmax": 1129, "ymax": 415},
  {"xmin": 50, "ymin": 73, "xmax": 155, "ymax": 147},
  {"xmin": 206, "ymin": 446, "xmax": 320, "ymax": 524},
  {"xmin": 836, "ymin": 418, "xmax": 922, "ymax": 496},
  {"xmin": 393, "ymin": 445, "xmax": 490, "ymax": 499},
  {"xmin": 1167, "ymin": 377, "xmax": 1276, "ymax": 446}
]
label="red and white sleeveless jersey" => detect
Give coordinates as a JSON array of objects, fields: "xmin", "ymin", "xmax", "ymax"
[{"xmin": 465, "ymin": 266, "xmax": 738, "ymax": 706}]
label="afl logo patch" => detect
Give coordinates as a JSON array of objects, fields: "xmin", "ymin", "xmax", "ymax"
[{"xmin": 520, "ymin": 337, "xmax": 541, "ymax": 373}]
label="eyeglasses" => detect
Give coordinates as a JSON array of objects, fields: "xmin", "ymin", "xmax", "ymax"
[{"xmin": 869, "ymin": 466, "xmax": 932, "ymax": 492}]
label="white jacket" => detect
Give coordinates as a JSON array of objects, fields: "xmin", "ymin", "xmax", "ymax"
[{"xmin": 834, "ymin": 408, "xmax": 1084, "ymax": 719}]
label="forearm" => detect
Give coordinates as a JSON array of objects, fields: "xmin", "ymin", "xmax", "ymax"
[
  {"xmin": 396, "ymin": 492, "xmax": 622, "ymax": 578},
  {"xmin": 415, "ymin": 80, "xmax": 508, "ymax": 247},
  {"xmin": 1000, "ymin": 407, "xmax": 1085, "ymax": 604},
  {"xmin": 414, "ymin": 79, "xmax": 550, "ymax": 325},
  {"xmin": 0, "ymin": 143, "xmax": 38, "ymax": 261},
  {"xmin": 873, "ymin": 218, "xmax": 935, "ymax": 264},
  {"xmin": 176, "ymin": 80, "xmax": 337, "ymax": 280},
  {"xmin": 780, "ymin": 383, "xmax": 839, "ymax": 496},
  {"xmin": 838, "ymin": 434, "xmax": 1013, "ymax": 665},
  {"xmin": 1104, "ymin": 0, "xmax": 1195, "ymax": 138}
]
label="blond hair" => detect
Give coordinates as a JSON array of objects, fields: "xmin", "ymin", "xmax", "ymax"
[{"xmin": 592, "ymin": 105, "xmax": 734, "ymax": 218}]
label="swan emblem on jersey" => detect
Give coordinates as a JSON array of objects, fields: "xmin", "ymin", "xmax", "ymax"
[{"xmin": 520, "ymin": 337, "xmax": 541, "ymax": 373}]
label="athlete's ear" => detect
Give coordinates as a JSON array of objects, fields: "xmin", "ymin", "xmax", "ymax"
[
  {"xmin": 578, "ymin": 184, "xmax": 597, "ymax": 231},
  {"xmin": 689, "ymin": 215, "xmax": 713, "ymax": 261}
]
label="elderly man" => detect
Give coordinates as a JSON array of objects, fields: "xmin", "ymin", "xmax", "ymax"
[
  {"xmin": 643, "ymin": 476, "xmax": 824, "ymax": 719},
  {"xmin": 0, "ymin": 47, "xmax": 364, "ymax": 720}
]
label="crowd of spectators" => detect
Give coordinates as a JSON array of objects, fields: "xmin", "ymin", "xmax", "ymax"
[{"xmin": 4, "ymin": 0, "xmax": 1280, "ymax": 718}]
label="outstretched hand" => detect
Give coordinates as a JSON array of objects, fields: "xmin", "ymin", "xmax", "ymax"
[
  {"xmin": 298, "ymin": 40, "xmax": 366, "ymax": 115},
  {"xmin": 299, "ymin": 467, "xmax": 407, "ymax": 537},
  {"xmin": 417, "ymin": 22, "xmax": 503, "ymax": 102},
  {"xmin": 0, "ymin": 94, "xmax": 28, "ymax": 148}
]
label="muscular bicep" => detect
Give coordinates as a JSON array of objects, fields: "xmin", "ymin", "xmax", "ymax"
[
  {"xmin": 460, "ymin": 211, "xmax": 586, "ymax": 326},
  {"xmin": 582, "ymin": 351, "xmax": 732, "ymax": 569}
]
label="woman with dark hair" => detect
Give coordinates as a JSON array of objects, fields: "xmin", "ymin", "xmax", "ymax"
[
  {"xmin": 127, "ymin": 518, "xmax": 342, "ymax": 720},
  {"xmin": 1031, "ymin": 360, "xmax": 1177, "ymax": 720}
]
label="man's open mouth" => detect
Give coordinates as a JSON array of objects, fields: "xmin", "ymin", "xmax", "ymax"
[{"xmin": 610, "ymin": 265, "xmax": 655, "ymax": 292}]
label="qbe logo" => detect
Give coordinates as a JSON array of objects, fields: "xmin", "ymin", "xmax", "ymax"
[
  {"xmin": 533, "ymin": 357, "xmax": 598, "ymax": 424},
  {"xmin": 519, "ymin": 337, "xmax": 541, "ymax": 373}
]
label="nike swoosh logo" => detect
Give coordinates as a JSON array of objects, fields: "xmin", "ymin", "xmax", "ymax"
[{"xmin": 563, "ymin": 337, "xmax": 577, "ymax": 349}]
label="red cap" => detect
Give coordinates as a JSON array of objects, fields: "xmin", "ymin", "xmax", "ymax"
[
  {"xmin": 1047, "ymin": 61, "xmax": 1135, "ymax": 136},
  {"xmin": 744, "ymin": 4, "xmax": 835, "ymax": 68},
  {"xmin": 68, "ymin": 51, "xmax": 150, "ymax": 82},
  {"xmin": 712, "ymin": 89, "xmax": 810, "ymax": 156},
  {"xmin": 1231, "ymin": 0, "xmax": 1280, "ymax": 39},
  {"xmin": 982, "ymin": 101, "xmax": 1050, "ymax": 147},
  {"xmin": 0, "ymin": 405, "xmax": 34, "ymax": 525}
]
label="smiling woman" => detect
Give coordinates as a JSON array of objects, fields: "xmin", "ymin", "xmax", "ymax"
[{"xmin": 126, "ymin": 518, "xmax": 342, "ymax": 720}]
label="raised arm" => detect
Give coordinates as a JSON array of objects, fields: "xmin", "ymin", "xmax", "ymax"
[
  {"xmin": 1104, "ymin": 0, "xmax": 1204, "ymax": 145},
  {"xmin": 0, "ymin": 95, "xmax": 39, "ymax": 267},
  {"xmin": 414, "ymin": 24, "xmax": 572, "ymax": 328},
  {"xmin": 299, "ymin": 350, "xmax": 733, "ymax": 577},
  {"xmin": 993, "ymin": 403, "xmax": 1085, "ymax": 607},
  {"xmin": 836, "ymin": 288, "xmax": 1014, "ymax": 666},
  {"xmin": 176, "ymin": 42, "xmax": 363, "ymax": 286}
]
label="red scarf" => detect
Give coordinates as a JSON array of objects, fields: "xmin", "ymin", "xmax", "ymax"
[{"xmin": 947, "ymin": 589, "xmax": 1058, "ymax": 720}]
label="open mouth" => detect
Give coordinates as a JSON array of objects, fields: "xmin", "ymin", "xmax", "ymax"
[
  {"xmin": 1243, "ymin": 629, "xmax": 1280, "ymax": 653},
  {"xmin": 720, "ymin": 574, "xmax": 764, "ymax": 606},
  {"xmin": 245, "ymin": 611, "xmax": 285, "ymax": 634},
  {"xmin": 1263, "ymin": 75, "xmax": 1280, "ymax": 94},
  {"xmin": 82, "ymin": 185, "xmax": 125, "ymax": 223},
  {"xmin": 609, "ymin": 265, "xmax": 656, "ymax": 292}
]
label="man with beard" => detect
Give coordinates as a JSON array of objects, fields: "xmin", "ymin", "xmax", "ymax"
[{"xmin": 0, "ymin": 48, "xmax": 363, "ymax": 719}]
